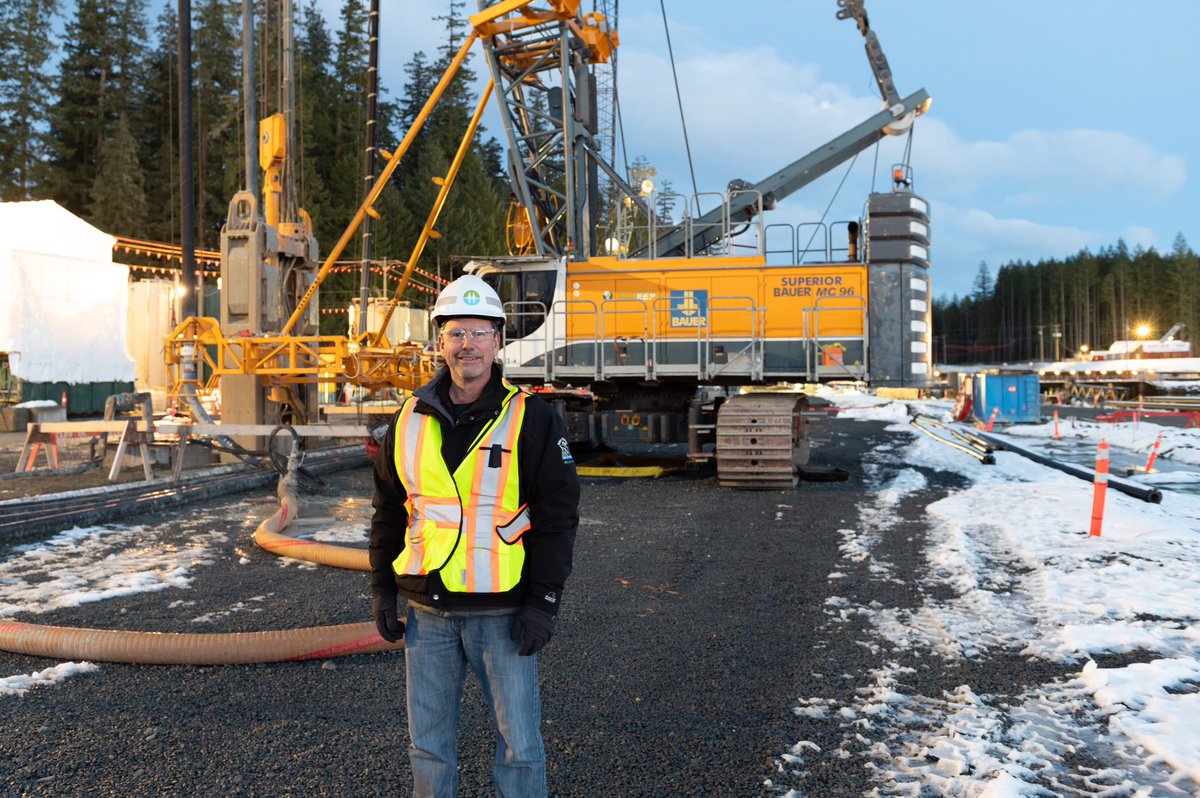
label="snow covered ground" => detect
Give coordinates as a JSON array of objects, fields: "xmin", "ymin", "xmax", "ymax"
[{"xmin": 785, "ymin": 387, "xmax": 1200, "ymax": 796}]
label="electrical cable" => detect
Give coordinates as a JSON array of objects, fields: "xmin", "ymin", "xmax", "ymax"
[
  {"xmin": 658, "ymin": 0, "xmax": 699, "ymax": 208},
  {"xmin": 871, "ymin": 139, "xmax": 880, "ymax": 195}
]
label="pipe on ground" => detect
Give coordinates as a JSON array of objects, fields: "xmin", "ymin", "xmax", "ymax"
[
  {"xmin": 0, "ymin": 453, "xmax": 399, "ymax": 664},
  {"xmin": 973, "ymin": 429, "xmax": 1162, "ymax": 504}
]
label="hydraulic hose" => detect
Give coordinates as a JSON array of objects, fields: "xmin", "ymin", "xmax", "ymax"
[
  {"xmin": 180, "ymin": 385, "xmax": 260, "ymax": 467},
  {"xmin": 0, "ymin": 620, "xmax": 395, "ymax": 666},
  {"xmin": 0, "ymin": 443, "xmax": 399, "ymax": 665},
  {"xmin": 253, "ymin": 437, "xmax": 370, "ymax": 571},
  {"xmin": 974, "ymin": 429, "xmax": 1162, "ymax": 504}
]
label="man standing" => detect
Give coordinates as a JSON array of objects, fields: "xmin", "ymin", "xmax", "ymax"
[{"xmin": 370, "ymin": 273, "xmax": 580, "ymax": 797}]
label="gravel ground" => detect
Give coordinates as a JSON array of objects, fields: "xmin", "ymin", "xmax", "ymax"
[{"xmin": 0, "ymin": 417, "xmax": 994, "ymax": 796}]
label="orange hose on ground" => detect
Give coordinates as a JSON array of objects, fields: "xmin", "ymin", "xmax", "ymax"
[
  {"xmin": 251, "ymin": 475, "xmax": 371, "ymax": 571},
  {"xmin": 0, "ymin": 620, "xmax": 397, "ymax": 665},
  {"xmin": 253, "ymin": 526, "xmax": 371, "ymax": 570},
  {"xmin": 0, "ymin": 465, "xmax": 401, "ymax": 664}
]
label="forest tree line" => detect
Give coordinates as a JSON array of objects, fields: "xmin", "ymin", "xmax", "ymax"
[
  {"xmin": 0, "ymin": 0, "xmax": 510, "ymax": 334},
  {"xmin": 932, "ymin": 235, "xmax": 1199, "ymax": 364},
  {"xmin": 3, "ymin": 2, "xmax": 1197, "ymax": 355}
]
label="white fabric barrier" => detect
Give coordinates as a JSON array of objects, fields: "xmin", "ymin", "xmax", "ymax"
[
  {"xmin": 0, "ymin": 200, "xmax": 136, "ymax": 384},
  {"xmin": 2, "ymin": 250, "xmax": 136, "ymax": 383}
]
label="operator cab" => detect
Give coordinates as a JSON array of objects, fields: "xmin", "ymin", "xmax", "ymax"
[{"xmin": 463, "ymin": 256, "xmax": 564, "ymax": 352}]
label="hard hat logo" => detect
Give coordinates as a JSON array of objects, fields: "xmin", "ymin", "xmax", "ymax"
[{"xmin": 431, "ymin": 274, "xmax": 506, "ymax": 325}]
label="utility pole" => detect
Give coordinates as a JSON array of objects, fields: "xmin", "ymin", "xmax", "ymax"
[
  {"xmin": 357, "ymin": 0, "xmax": 380, "ymax": 337},
  {"xmin": 1037, "ymin": 325, "xmax": 1044, "ymax": 361},
  {"xmin": 178, "ymin": 0, "xmax": 197, "ymax": 319},
  {"xmin": 242, "ymin": 0, "xmax": 256, "ymax": 199}
]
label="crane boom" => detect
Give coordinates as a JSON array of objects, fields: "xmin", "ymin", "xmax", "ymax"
[{"xmin": 651, "ymin": 88, "xmax": 930, "ymax": 258}]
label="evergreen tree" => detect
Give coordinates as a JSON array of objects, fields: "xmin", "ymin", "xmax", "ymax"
[
  {"xmin": 971, "ymin": 261, "xmax": 993, "ymax": 300},
  {"xmin": 49, "ymin": 0, "xmax": 149, "ymax": 217},
  {"xmin": 296, "ymin": 0, "xmax": 335, "ymax": 243},
  {"xmin": 193, "ymin": 0, "xmax": 242, "ymax": 247},
  {"xmin": 0, "ymin": 0, "xmax": 60, "ymax": 200},
  {"xmin": 140, "ymin": 4, "xmax": 179, "ymax": 242},
  {"xmin": 1167, "ymin": 232, "xmax": 1197, "ymax": 338},
  {"xmin": 89, "ymin": 113, "xmax": 148, "ymax": 236}
]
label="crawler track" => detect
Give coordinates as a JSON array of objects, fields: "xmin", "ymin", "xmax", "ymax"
[{"xmin": 715, "ymin": 393, "xmax": 810, "ymax": 489}]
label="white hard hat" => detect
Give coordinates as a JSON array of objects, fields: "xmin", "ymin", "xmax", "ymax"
[{"xmin": 431, "ymin": 274, "xmax": 505, "ymax": 326}]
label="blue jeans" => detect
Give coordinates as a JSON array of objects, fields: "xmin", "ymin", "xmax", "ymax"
[{"xmin": 404, "ymin": 604, "xmax": 547, "ymax": 798}]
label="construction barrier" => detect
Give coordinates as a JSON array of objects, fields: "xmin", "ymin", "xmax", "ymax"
[{"xmin": 1090, "ymin": 440, "xmax": 1109, "ymax": 538}]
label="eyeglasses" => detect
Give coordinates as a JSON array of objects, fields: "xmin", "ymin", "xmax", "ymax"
[{"xmin": 440, "ymin": 327, "xmax": 497, "ymax": 343}]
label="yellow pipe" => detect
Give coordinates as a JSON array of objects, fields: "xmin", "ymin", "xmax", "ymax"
[
  {"xmin": 372, "ymin": 80, "xmax": 495, "ymax": 347},
  {"xmin": 280, "ymin": 31, "xmax": 480, "ymax": 337}
]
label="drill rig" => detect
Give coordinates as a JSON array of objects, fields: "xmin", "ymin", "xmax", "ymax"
[{"xmin": 167, "ymin": 0, "xmax": 932, "ymax": 489}]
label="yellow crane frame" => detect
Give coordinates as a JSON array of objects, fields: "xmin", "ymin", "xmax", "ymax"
[{"xmin": 166, "ymin": 1, "xmax": 617, "ymax": 402}]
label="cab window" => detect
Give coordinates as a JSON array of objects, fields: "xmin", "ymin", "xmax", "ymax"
[{"xmin": 483, "ymin": 270, "xmax": 556, "ymax": 339}]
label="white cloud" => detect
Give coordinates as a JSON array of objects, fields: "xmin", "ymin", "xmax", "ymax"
[
  {"xmin": 617, "ymin": 40, "xmax": 1186, "ymax": 219},
  {"xmin": 617, "ymin": 45, "xmax": 886, "ymax": 188},
  {"xmin": 914, "ymin": 121, "xmax": 1186, "ymax": 202},
  {"xmin": 1121, "ymin": 226, "xmax": 1160, "ymax": 252},
  {"xmin": 931, "ymin": 205, "xmax": 1110, "ymax": 297},
  {"xmin": 950, "ymin": 206, "xmax": 1103, "ymax": 254}
]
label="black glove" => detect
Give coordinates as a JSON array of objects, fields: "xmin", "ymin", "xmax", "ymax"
[
  {"xmin": 373, "ymin": 594, "xmax": 405, "ymax": 643},
  {"xmin": 510, "ymin": 605, "xmax": 556, "ymax": 656}
]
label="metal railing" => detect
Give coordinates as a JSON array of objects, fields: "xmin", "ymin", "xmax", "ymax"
[
  {"xmin": 705, "ymin": 296, "xmax": 763, "ymax": 381},
  {"xmin": 611, "ymin": 189, "xmax": 770, "ymax": 260},
  {"xmin": 759, "ymin": 219, "xmax": 864, "ymax": 264},
  {"xmin": 504, "ymin": 292, "xmax": 871, "ymax": 386},
  {"xmin": 803, "ymin": 294, "xmax": 868, "ymax": 380}
]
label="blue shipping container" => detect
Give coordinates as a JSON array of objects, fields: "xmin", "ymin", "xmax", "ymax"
[{"xmin": 972, "ymin": 373, "xmax": 1041, "ymax": 424}]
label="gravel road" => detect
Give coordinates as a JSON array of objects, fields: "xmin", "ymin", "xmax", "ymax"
[{"xmin": 0, "ymin": 416, "xmax": 1002, "ymax": 796}]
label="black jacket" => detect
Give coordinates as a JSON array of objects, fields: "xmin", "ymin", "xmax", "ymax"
[{"xmin": 369, "ymin": 365, "xmax": 579, "ymax": 616}]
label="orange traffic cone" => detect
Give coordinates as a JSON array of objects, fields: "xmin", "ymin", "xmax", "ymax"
[
  {"xmin": 985, "ymin": 407, "xmax": 999, "ymax": 432},
  {"xmin": 1053, "ymin": 409, "xmax": 1060, "ymax": 440},
  {"xmin": 1145, "ymin": 432, "xmax": 1163, "ymax": 473},
  {"xmin": 1089, "ymin": 439, "xmax": 1109, "ymax": 538},
  {"xmin": 60, "ymin": 390, "xmax": 67, "ymax": 408}
]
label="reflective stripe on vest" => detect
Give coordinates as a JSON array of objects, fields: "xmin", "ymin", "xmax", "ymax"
[{"xmin": 391, "ymin": 384, "xmax": 531, "ymax": 593}]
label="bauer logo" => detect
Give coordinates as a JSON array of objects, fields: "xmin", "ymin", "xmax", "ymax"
[{"xmin": 669, "ymin": 290, "xmax": 707, "ymax": 328}]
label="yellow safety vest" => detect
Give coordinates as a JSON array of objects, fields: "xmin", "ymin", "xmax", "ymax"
[{"xmin": 390, "ymin": 383, "xmax": 531, "ymax": 593}]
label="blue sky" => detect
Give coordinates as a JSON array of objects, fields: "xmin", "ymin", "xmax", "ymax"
[{"xmin": 327, "ymin": 2, "xmax": 1197, "ymax": 299}]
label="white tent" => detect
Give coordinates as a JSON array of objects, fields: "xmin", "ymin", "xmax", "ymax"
[{"xmin": 0, "ymin": 200, "xmax": 135, "ymax": 383}]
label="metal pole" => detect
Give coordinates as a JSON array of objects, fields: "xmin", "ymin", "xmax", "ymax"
[
  {"xmin": 242, "ymin": 0, "xmax": 257, "ymax": 198},
  {"xmin": 178, "ymin": 0, "xmax": 197, "ymax": 319},
  {"xmin": 560, "ymin": 23, "xmax": 576, "ymax": 259},
  {"xmin": 281, "ymin": 0, "xmax": 296, "ymax": 222},
  {"xmin": 357, "ymin": 0, "xmax": 380, "ymax": 337}
]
